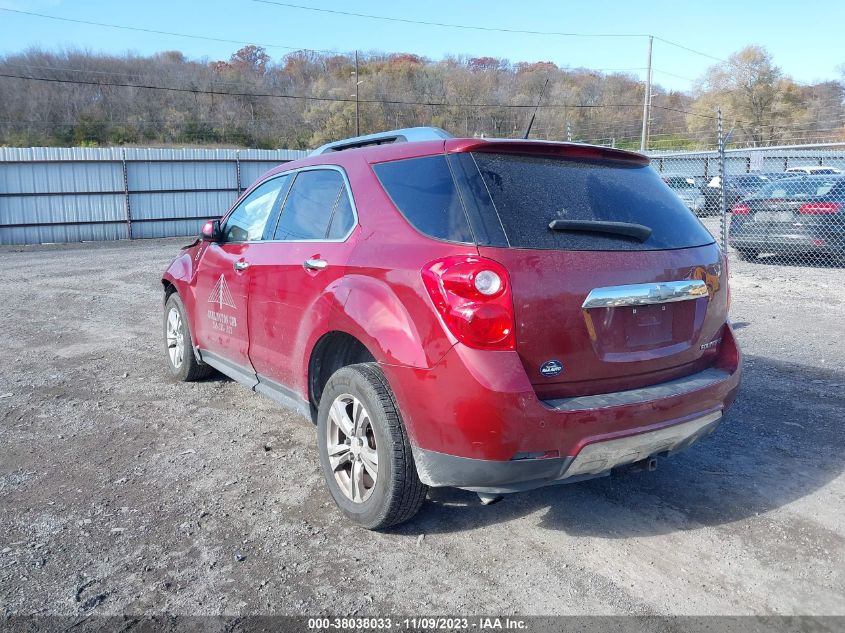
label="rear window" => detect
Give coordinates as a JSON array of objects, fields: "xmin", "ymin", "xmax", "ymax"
[
  {"xmin": 373, "ymin": 155, "xmax": 473, "ymax": 243},
  {"xmin": 472, "ymin": 153, "xmax": 714, "ymax": 251}
]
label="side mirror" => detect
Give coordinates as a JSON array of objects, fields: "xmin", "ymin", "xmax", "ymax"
[{"xmin": 201, "ymin": 219, "xmax": 221, "ymax": 241}]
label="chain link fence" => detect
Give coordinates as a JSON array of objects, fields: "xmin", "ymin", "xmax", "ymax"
[{"xmin": 646, "ymin": 139, "xmax": 845, "ymax": 270}]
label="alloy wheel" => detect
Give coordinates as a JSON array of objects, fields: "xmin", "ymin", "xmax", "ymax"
[
  {"xmin": 166, "ymin": 307, "xmax": 185, "ymax": 369},
  {"xmin": 326, "ymin": 394, "xmax": 379, "ymax": 503}
]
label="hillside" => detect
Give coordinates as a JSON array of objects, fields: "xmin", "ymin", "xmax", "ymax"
[{"xmin": 1, "ymin": 45, "xmax": 842, "ymax": 149}]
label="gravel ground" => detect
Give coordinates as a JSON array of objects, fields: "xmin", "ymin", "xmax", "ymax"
[{"xmin": 0, "ymin": 236, "xmax": 843, "ymax": 617}]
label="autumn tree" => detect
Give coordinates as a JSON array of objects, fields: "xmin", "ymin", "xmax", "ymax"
[{"xmin": 687, "ymin": 46, "xmax": 806, "ymax": 145}]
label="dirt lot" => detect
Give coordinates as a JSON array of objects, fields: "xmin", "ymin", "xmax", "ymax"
[{"xmin": 0, "ymin": 237, "xmax": 843, "ymax": 617}]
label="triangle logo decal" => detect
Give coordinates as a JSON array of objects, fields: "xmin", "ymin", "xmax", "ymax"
[{"xmin": 208, "ymin": 274, "xmax": 236, "ymax": 310}]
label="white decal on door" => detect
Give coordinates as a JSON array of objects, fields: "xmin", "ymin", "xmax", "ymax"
[
  {"xmin": 208, "ymin": 274, "xmax": 236, "ymax": 309},
  {"xmin": 207, "ymin": 274, "xmax": 238, "ymax": 333}
]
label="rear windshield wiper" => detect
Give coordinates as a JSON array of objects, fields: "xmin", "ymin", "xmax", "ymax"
[{"xmin": 548, "ymin": 219, "xmax": 652, "ymax": 242}]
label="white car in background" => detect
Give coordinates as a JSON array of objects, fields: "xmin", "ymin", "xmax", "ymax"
[{"xmin": 784, "ymin": 166, "xmax": 842, "ymax": 175}]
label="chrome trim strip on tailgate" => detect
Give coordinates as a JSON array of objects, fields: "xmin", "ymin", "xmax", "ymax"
[
  {"xmin": 544, "ymin": 367, "xmax": 730, "ymax": 411},
  {"xmin": 581, "ymin": 279, "xmax": 708, "ymax": 309},
  {"xmin": 563, "ymin": 410, "xmax": 722, "ymax": 478}
]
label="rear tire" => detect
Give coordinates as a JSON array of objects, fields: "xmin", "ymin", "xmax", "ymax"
[
  {"xmin": 317, "ymin": 363, "xmax": 427, "ymax": 530},
  {"xmin": 164, "ymin": 292, "xmax": 215, "ymax": 382},
  {"xmin": 735, "ymin": 248, "xmax": 758, "ymax": 261}
]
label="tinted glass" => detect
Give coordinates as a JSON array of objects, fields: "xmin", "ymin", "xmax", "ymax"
[
  {"xmin": 472, "ymin": 153, "xmax": 715, "ymax": 251},
  {"xmin": 327, "ymin": 187, "xmax": 355, "ymax": 239},
  {"xmin": 223, "ymin": 175, "xmax": 288, "ymax": 242},
  {"xmin": 373, "ymin": 155, "xmax": 473, "ymax": 243},
  {"xmin": 274, "ymin": 170, "xmax": 345, "ymax": 241}
]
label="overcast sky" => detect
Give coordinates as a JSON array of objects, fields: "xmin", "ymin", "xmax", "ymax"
[{"xmin": 1, "ymin": 0, "xmax": 843, "ymax": 93}]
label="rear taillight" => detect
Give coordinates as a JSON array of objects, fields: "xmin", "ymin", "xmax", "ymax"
[
  {"xmin": 422, "ymin": 256, "xmax": 515, "ymax": 351},
  {"xmin": 799, "ymin": 202, "xmax": 842, "ymax": 214},
  {"xmin": 732, "ymin": 203, "xmax": 750, "ymax": 215}
]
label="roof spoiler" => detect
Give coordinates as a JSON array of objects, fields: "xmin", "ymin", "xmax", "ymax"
[
  {"xmin": 445, "ymin": 139, "xmax": 650, "ymax": 165},
  {"xmin": 310, "ymin": 127, "xmax": 453, "ymax": 156}
]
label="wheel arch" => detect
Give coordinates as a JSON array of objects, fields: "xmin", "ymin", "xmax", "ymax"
[
  {"xmin": 329, "ymin": 274, "xmax": 451, "ymax": 369},
  {"xmin": 307, "ymin": 331, "xmax": 377, "ymax": 414}
]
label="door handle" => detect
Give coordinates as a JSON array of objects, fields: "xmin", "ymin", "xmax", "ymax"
[
  {"xmin": 304, "ymin": 258, "xmax": 328, "ymax": 271},
  {"xmin": 233, "ymin": 261, "xmax": 250, "ymax": 271}
]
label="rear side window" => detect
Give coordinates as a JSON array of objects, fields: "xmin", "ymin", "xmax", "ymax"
[
  {"xmin": 274, "ymin": 169, "xmax": 352, "ymax": 241},
  {"xmin": 373, "ymin": 155, "xmax": 473, "ymax": 243},
  {"xmin": 472, "ymin": 153, "xmax": 715, "ymax": 251}
]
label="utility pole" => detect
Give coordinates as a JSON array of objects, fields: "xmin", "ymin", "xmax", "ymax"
[
  {"xmin": 646, "ymin": 89, "xmax": 659, "ymax": 148},
  {"xmin": 640, "ymin": 35, "xmax": 653, "ymax": 152},
  {"xmin": 354, "ymin": 51, "xmax": 360, "ymax": 136},
  {"xmin": 717, "ymin": 108, "xmax": 728, "ymax": 254}
]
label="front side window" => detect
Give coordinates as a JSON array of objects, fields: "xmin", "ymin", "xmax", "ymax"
[
  {"xmin": 223, "ymin": 175, "xmax": 289, "ymax": 242},
  {"xmin": 273, "ymin": 169, "xmax": 353, "ymax": 241}
]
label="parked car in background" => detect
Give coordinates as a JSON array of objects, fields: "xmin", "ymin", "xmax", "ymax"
[
  {"xmin": 161, "ymin": 127, "xmax": 740, "ymax": 529},
  {"xmin": 729, "ymin": 175, "xmax": 845, "ymax": 261},
  {"xmin": 703, "ymin": 173, "xmax": 783, "ymax": 214},
  {"xmin": 784, "ymin": 166, "xmax": 842, "ymax": 175},
  {"xmin": 662, "ymin": 174, "xmax": 707, "ymax": 216}
]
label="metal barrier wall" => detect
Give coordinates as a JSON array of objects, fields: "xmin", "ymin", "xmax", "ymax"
[
  {"xmin": 2, "ymin": 143, "xmax": 843, "ymax": 261},
  {"xmin": 0, "ymin": 147, "xmax": 307, "ymax": 245}
]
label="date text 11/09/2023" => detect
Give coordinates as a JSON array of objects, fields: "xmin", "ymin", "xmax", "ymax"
[{"xmin": 307, "ymin": 617, "xmax": 528, "ymax": 630}]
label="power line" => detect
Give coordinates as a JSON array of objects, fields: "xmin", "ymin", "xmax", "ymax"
[
  {"xmin": 0, "ymin": 7, "xmax": 340, "ymax": 55},
  {"xmin": 652, "ymin": 68, "xmax": 699, "ymax": 83},
  {"xmin": 0, "ymin": 7, "xmax": 721, "ymax": 89},
  {"xmin": 248, "ymin": 0, "xmax": 648, "ymax": 37},
  {"xmin": 2, "ymin": 72, "xmax": 715, "ymax": 114},
  {"xmin": 247, "ymin": 0, "xmax": 742, "ymax": 75},
  {"xmin": 651, "ymin": 36, "xmax": 728, "ymax": 64}
]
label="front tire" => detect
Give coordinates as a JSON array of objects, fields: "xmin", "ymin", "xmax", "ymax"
[
  {"xmin": 317, "ymin": 363, "xmax": 427, "ymax": 530},
  {"xmin": 164, "ymin": 292, "xmax": 214, "ymax": 382}
]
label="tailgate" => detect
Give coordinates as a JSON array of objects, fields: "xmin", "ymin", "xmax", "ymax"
[{"xmin": 480, "ymin": 244, "xmax": 727, "ymax": 398}]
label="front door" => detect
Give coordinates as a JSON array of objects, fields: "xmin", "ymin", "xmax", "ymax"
[{"xmin": 192, "ymin": 174, "xmax": 291, "ymax": 379}]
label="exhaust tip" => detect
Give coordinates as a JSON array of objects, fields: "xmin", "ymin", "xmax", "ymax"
[
  {"xmin": 477, "ymin": 493, "xmax": 504, "ymax": 505},
  {"xmin": 615, "ymin": 456, "xmax": 659, "ymax": 475}
]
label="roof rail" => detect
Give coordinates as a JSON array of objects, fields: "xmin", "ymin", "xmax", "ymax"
[{"xmin": 309, "ymin": 127, "xmax": 453, "ymax": 156}]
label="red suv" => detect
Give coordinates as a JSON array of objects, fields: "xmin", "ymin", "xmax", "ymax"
[{"xmin": 162, "ymin": 127, "xmax": 741, "ymax": 529}]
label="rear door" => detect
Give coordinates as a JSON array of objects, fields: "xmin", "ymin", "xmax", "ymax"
[
  {"xmin": 192, "ymin": 175, "xmax": 290, "ymax": 377},
  {"xmin": 246, "ymin": 167, "xmax": 359, "ymax": 396},
  {"xmin": 457, "ymin": 151, "xmax": 728, "ymax": 398}
]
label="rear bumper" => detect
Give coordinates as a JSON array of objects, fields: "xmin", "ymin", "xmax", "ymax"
[
  {"xmin": 382, "ymin": 324, "xmax": 741, "ymax": 492},
  {"xmin": 414, "ymin": 409, "xmax": 722, "ymax": 493}
]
